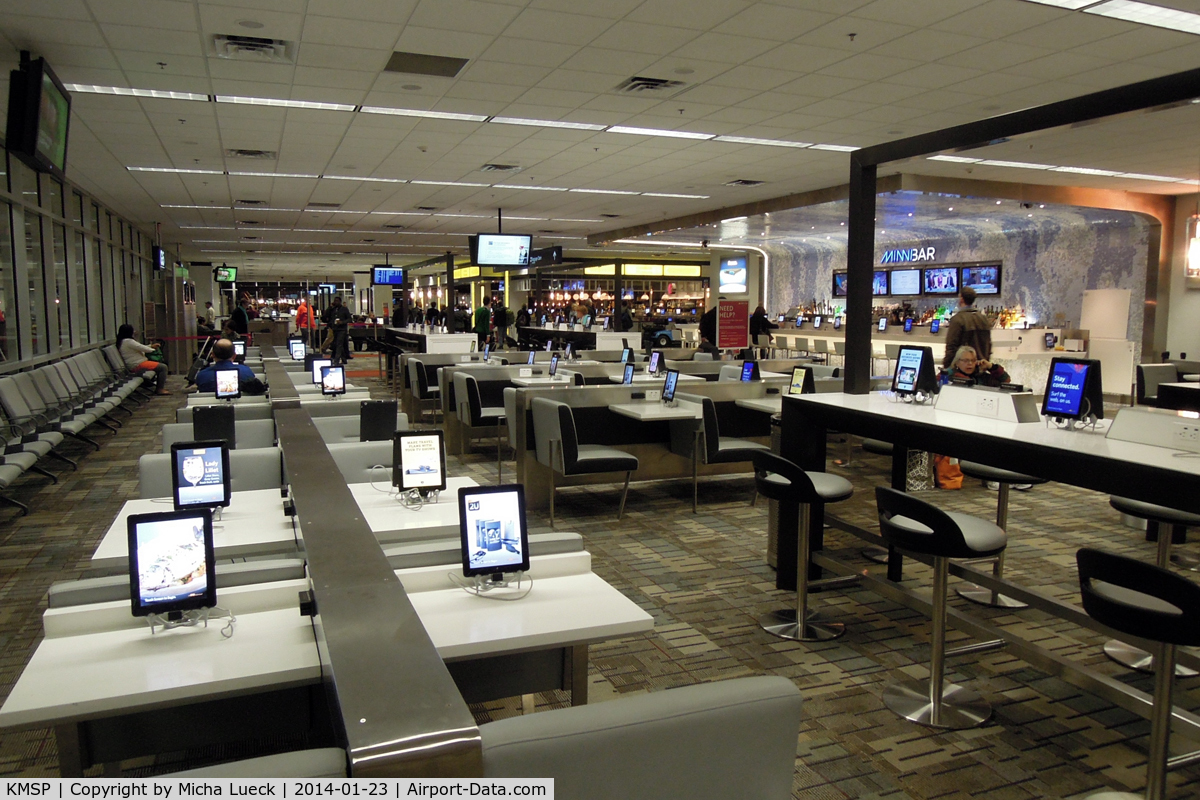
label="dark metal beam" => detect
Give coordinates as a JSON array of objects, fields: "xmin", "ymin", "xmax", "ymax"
[{"xmin": 844, "ymin": 161, "xmax": 877, "ymax": 394}]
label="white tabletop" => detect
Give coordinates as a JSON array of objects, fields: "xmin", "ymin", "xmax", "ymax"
[
  {"xmin": 511, "ymin": 376, "xmax": 574, "ymax": 387},
  {"xmin": 91, "ymin": 489, "xmax": 299, "ymax": 569},
  {"xmin": 736, "ymin": 397, "xmax": 782, "ymax": 414},
  {"xmin": 399, "ymin": 554, "xmax": 653, "ymax": 661},
  {"xmin": 610, "ymin": 402, "xmax": 702, "ymax": 421},
  {"xmin": 186, "ymin": 395, "xmax": 270, "ymax": 407},
  {"xmin": 0, "ymin": 606, "xmax": 319, "ymax": 728},
  {"xmin": 606, "ymin": 372, "xmax": 704, "ymax": 384},
  {"xmin": 349, "ymin": 476, "xmax": 479, "ymax": 544}
]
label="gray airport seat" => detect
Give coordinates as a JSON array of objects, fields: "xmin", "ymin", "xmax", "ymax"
[
  {"xmin": 312, "ymin": 413, "xmax": 408, "ymax": 445},
  {"xmin": 674, "ymin": 394, "xmax": 769, "ymax": 513},
  {"xmin": 454, "ymin": 372, "xmax": 506, "ymax": 480},
  {"xmin": 326, "ymin": 440, "xmax": 392, "ymax": 485},
  {"xmin": 161, "ymin": 419, "xmax": 277, "ymax": 452},
  {"xmin": 139, "ymin": 447, "xmax": 284, "ymax": 498}
]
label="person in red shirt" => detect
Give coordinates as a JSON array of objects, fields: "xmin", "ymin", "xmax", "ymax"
[{"xmin": 295, "ymin": 299, "xmax": 317, "ymax": 347}]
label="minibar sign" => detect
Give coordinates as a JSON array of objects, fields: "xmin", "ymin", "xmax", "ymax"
[{"xmin": 880, "ymin": 247, "xmax": 936, "ymax": 264}]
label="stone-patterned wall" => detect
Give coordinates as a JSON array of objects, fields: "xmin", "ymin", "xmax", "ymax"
[{"xmin": 765, "ymin": 208, "xmax": 1152, "ymax": 342}]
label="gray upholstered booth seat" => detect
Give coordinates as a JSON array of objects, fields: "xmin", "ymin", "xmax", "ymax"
[
  {"xmin": 761, "ymin": 469, "xmax": 853, "ymax": 502},
  {"xmin": 384, "ymin": 532, "xmax": 584, "ymax": 570},
  {"xmin": 959, "ymin": 461, "xmax": 1045, "ymax": 486},
  {"xmin": 718, "ymin": 364, "xmax": 743, "ymax": 382},
  {"xmin": 1137, "ymin": 363, "xmax": 1180, "ymax": 406},
  {"xmin": 326, "ymin": 440, "xmax": 392, "ymax": 484},
  {"xmin": 312, "ymin": 412, "xmax": 409, "ymax": 445},
  {"xmin": 48, "ymin": 558, "xmax": 307, "ymax": 608},
  {"xmin": 177, "ymin": 403, "xmax": 274, "ymax": 423},
  {"xmin": 139, "ymin": 447, "xmax": 284, "ymax": 498},
  {"xmin": 1109, "ymin": 496, "xmax": 1200, "ymax": 528},
  {"xmin": 479, "ymin": 676, "xmax": 803, "ymax": 800},
  {"xmin": 160, "ymin": 419, "xmax": 277, "ymax": 452},
  {"xmin": 168, "ymin": 748, "xmax": 348, "ymax": 778}
]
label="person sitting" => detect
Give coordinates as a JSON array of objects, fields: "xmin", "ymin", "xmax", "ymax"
[
  {"xmin": 195, "ymin": 339, "xmax": 267, "ymax": 395},
  {"xmin": 946, "ymin": 345, "xmax": 1009, "ymax": 387},
  {"xmin": 116, "ymin": 324, "xmax": 170, "ymax": 395}
]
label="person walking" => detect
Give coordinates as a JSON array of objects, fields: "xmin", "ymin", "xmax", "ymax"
[
  {"xmin": 295, "ymin": 298, "xmax": 317, "ymax": 348},
  {"xmin": 474, "ymin": 298, "xmax": 492, "ymax": 349},
  {"xmin": 942, "ymin": 287, "xmax": 993, "ymax": 370},
  {"xmin": 323, "ymin": 295, "xmax": 352, "ymax": 365}
]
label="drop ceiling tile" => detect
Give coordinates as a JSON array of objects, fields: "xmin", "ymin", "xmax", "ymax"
[
  {"xmin": 1132, "ymin": 40, "xmax": 1200, "ymax": 71},
  {"xmin": 558, "ymin": 46, "xmax": 658, "ymax": 76},
  {"xmin": 461, "ymin": 60, "xmax": 554, "ymax": 87},
  {"xmin": 884, "ymin": 62, "xmax": 984, "ymax": 90},
  {"xmin": 793, "ymin": 15, "xmax": 915, "ymax": 52},
  {"xmin": 209, "ymin": 63, "xmax": 293, "ymax": 86},
  {"xmin": 625, "ymin": 0, "xmax": 743, "ymax": 30},
  {"xmin": 715, "ymin": 4, "xmax": 839, "ymax": 42},
  {"xmin": 708, "ymin": 65, "xmax": 801, "ymax": 91},
  {"xmin": 0, "ymin": 14, "xmax": 108, "ymax": 47},
  {"xmin": 668, "ymin": 32, "xmax": 780, "ymax": 65},
  {"xmin": 392, "ymin": 25, "xmax": 496, "ymax": 60},
  {"xmin": 839, "ymin": 80, "xmax": 925, "ymax": 105},
  {"xmin": 818, "ymin": 52, "xmax": 923, "ymax": 81},
  {"xmin": 1001, "ymin": 50, "xmax": 1110, "ymax": 81},
  {"xmin": 590, "ymin": 21, "xmax": 701, "ymax": 55},
  {"xmin": 303, "ymin": 0, "xmax": 418, "ymax": 24},
  {"xmin": 293, "ymin": 67, "xmax": 378, "ymax": 91},
  {"xmin": 11, "ymin": 0, "xmax": 90, "ymax": 20},
  {"xmin": 701, "ymin": 106, "xmax": 778, "ymax": 125},
  {"xmin": 775, "ymin": 73, "xmax": 867, "ymax": 98},
  {"xmin": 947, "ymin": 71, "xmax": 1039, "ymax": 97},
  {"xmin": 940, "ymin": 39, "xmax": 1055, "ymax": 72},
  {"xmin": 296, "ymin": 42, "xmax": 392, "ymax": 72},
  {"xmin": 505, "ymin": 8, "xmax": 615, "ymax": 46},
  {"xmin": 1005, "ymin": 14, "xmax": 1134, "ymax": 50},
  {"xmin": 902, "ymin": 89, "xmax": 985, "ymax": 111},
  {"xmin": 854, "ymin": 0, "xmax": 987, "ymax": 27},
  {"xmin": 301, "ymin": 16, "xmax": 403, "ymax": 50},
  {"xmin": 32, "ymin": 44, "xmax": 120, "ymax": 70},
  {"xmin": 479, "ymin": 36, "xmax": 577, "ymax": 68},
  {"xmin": 672, "ymin": 83, "xmax": 760, "ymax": 107},
  {"xmin": 1062, "ymin": 62, "xmax": 1172, "ymax": 90},
  {"xmin": 115, "ymin": 51, "xmax": 209, "ymax": 77},
  {"xmin": 51, "ymin": 67, "xmax": 128, "ymax": 85},
  {"xmin": 408, "ymin": 0, "xmax": 523, "ymax": 35},
  {"xmin": 579, "ymin": 95, "xmax": 661, "ymax": 114},
  {"xmin": 534, "ymin": 67, "xmax": 634, "ymax": 94},
  {"xmin": 100, "ymin": 24, "xmax": 204, "ymax": 55},
  {"xmin": 443, "ymin": 79, "xmax": 525, "ymax": 103},
  {"xmin": 868, "ymin": 27, "xmax": 988, "ymax": 62}
]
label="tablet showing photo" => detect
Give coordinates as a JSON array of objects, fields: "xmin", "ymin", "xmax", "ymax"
[
  {"xmin": 623, "ymin": 363, "xmax": 635, "ymax": 384},
  {"xmin": 527, "ymin": 351, "xmax": 536, "ymax": 365},
  {"xmin": 215, "ymin": 369, "xmax": 240, "ymax": 399},
  {"xmin": 127, "ymin": 508, "xmax": 216, "ymax": 617},
  {"xmin": 549, "ymin": 354, "xmax": 560, "ymax": 377},
  {"xmin": 311, "ymin": 358, "xmax": 332, "ymax": 384},
  {"xmin": 171, "ymin": 441, "xmax": 231, "ymax": 511},
  {"xmin": 392, "ymin": 430, "xmax": 447, "ymax": 492},
  {"xmin": 648, "ymin": 351, "xmax": 662, "ymax": 375},
  {"xmin": 321, "ymin": 365, "xmax": 346, "ymax": 396},
  {"xmin": 459, "ymin": 484, "xmax": 530, "ymax": 578},
  {"xmin": 289, "ymin": 340, "xmax": 305, "ymax": 360},
  {"xmin": 662, "ymin": 369, "xmax": 680, "ymax": 403},
  {"xmin": 232, "ymin": 340, "xmax": 246, "ymax": 358}
]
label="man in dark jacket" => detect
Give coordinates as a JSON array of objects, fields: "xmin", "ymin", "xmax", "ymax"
[
  {"xmin": 229, "ymin": 298, "xmax": 250, "ymax": 335},
  {"xmin": 324, "ymin": 295, "xmax": 353, "ymax": 365},
  {"xmin": 942, "ymin": 287, "xmax": 993, "ymax": 369}
]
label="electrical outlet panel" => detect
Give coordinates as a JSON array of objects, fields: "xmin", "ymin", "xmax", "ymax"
[{"xmin": 976, "ymin": 396, "xmax": 998, "ymax": 416}]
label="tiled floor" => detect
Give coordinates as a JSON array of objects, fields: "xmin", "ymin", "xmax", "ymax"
[{"xmin": 1, "ymin": 364, "xmax": 1198, "ymax": 798}]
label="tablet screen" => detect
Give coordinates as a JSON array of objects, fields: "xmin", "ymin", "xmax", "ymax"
[
  {"xmin": 321, "ymin": 365, "xmax": 346, "ymax": 395},
  {"xmin": 789, "ymin": 366, "xmax": 810, "ymax": 395},
  {"xmin": 459, "ymin": 485, "xmax": 530, "ymax": 577},
  {"xmin": 648, "ymin": 352, "xmax": 661, "ymax": 375},
  {"xmin": 171, "ymin": 441, "xmax": 231, "ymax": 511},
  {"xmin": 893, "ymin": 347, "xmax": 925, "ymax": 394},
  {"xmin": 311, "ymin": 358, "xmax": 332, "ymax": 384},
  {"xmin": 215, "ymin": 370, "xmax": 240, "ymax": 399},
  {"xmin": 1044, "ymin": 361, "xmax": 1089, "ymax": 417},
  {"xmin": 393, "ymin": 430, "xmax": 447, "ymax": 491},
  {"xmin": 623, "ymin": 363, "xmax": 635, "ymax": 384},
  {"xmin": 289, "ymin": 340, "xmax": 305, "ymax": 360},
  {"xmin": 127, "ymin": 509, "xmax": 216, "ymax": 617},
  {"xmin": 662, "ymin": 369, "xmax": 679, "ymax": 403}
]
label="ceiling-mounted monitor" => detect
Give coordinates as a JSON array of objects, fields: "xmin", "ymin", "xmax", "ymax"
[
  {"xmin": 961, "ymin": 264, "xmax": 1001, "ymax": 295},
  {"xmin": 889, "ymin": 269, "xmax": 920, "ymax": 296},
  {"xmin": 6, "ymin": 57, "xmax": 71, "ymax": 179},
  {"xmin": 872, "ymin": 271, "xmax": 889, "ymax": 296},
  {"xmin": 718, "ymin": 256, "xmax": 748, "ymax": 293},
  {"xmin": 215, "ymin": 266, "xmax": 237, "ymax": 283},
  {"xmin": 372, "ymin": 266, "xmax": 405, "ymax": 285},
  {"xmin": 832, "ymin": 271, "xmax": 848, "ymax": 297},
  {"xmin": 474, "ymin": 234, "xmax": 531, "ymax": 266}
]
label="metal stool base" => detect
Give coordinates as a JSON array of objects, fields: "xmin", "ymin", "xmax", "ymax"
[
  {"xmin": 882, "ymin": 677, "xmax": 991, "ymax": 729},
  {"xmin": 758, "ymin": 608, "xmax": 845, "ymax": 642},
  {"xmin": 1171, "ymin": 551, "xmax": 1200, "ymax": 571},
  {"xmin": 862, "ymin": 546, "xmax": 889, "ymax": 564},
  {"xmin": 956, "ymin": 584, "xmax": 1029, "ymax": 609},
  {"xmin": 1103, "ymin": 640, "xmax": 1198, "ymax": 676}
]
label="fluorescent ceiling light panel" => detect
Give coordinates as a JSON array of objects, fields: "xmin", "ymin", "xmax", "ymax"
[
  {"xmin": 1051, "ymin": 166, "xmax": 1122, "ymax": 176},
  {"xmin": 410, "ymin": 180, "xmax": 490, "ymax": 187},
  {"xmin": 1022, "ymin": 0, "xmax": 1096, "ymax": 8},
  {"xmin": 129, "ymin": 166, "xmax": 224, "ymax": 175},
  {"xmin": 433, "ymin": 213, "xmax": 490, "ymax": 218},
  {"xmin": 642, "ymin": 192, "xmax": 710, "ymax": 199},
  {"xmin": 65, "ymin": 84, "xmax": 209, "ymax": 102},
  {"xmin": 809, "ymin": 143, "xmax": 859, "ymax": 152},
  {"xmin": 1117, "ymin": 172, "xmax": 1183, "ymax": 181},
  {"xmin": 493, "ymin": 184, "xmax": 568, "ymax": 192},
  {"xmin": 322, "ymin": 175, "xmax": 407, "ymax": 183},
  {"xmin": 1085, "ymin": 1, "xmax": 1200, "ymax": 35},
  {"xmin": 607, "ymin": 126, "xmax": 715, "ymax": 140},
  {"xmin": 713, "ymin": 135, "xmax": 811, "ymax": 148},
  {"xmin": 228, "ymin": 171, "xmax": 319, "ymax": 179},
  {"xmin": 215, "ymin": 95, "xmax": 356, "ymax": 112},
  {"xmin": 552, "ymin": 218, "xmax": 603, "ymax": 222},
  {"xmin": 489, "ymin": 116, "xmax": 606, "ymax": 131},
  {"xmin": 164, "ymin": 204, "xmax": 231, "ymax": 209},
  {"xmin": 977, "ymin": 159, "xmax": 1055, "ymax": 169},
  {"xmin": 360, "ymin": 106, "xmax": 488, "ymax": 122},
  {"xmin": 722, "ymin": 216, "xmax": 748, "ymax": 223},
  {"xmin": 568, "ymin": 188, "xmax": 640, "ymax": 195},
  {"xmin": 502, "ymin": 216, "xmax": 548, "ymax": 221},
  {"xmin": 928, "ymin": 155, "xmax": 982, "ymax": 163}
]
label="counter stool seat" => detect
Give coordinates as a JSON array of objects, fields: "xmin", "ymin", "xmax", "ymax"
[
  {"xmin": 876, "ymin": 487, "xmax": 1007, "ymax": 730},
  {"xmin": 1109, "ymin": 496, "xmax": 1200, "ymax": 529},
  {"xmin": 1077, "ymin": 547, "xmax": 1200, "ymax": 800},
  {"xmin": 756, "ymin": 452, "xmax": 857, "ymax": 643},
  {"xmin": 861, "ymin": 438, "xmax": 893, "ymax": 456},
  {"xmin": 958, "ymin": 461, "xmax": 1046, "ymax": 487}
]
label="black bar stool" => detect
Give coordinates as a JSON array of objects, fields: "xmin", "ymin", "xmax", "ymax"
[
  {"xmin": 956, "ymin": 461, "xmax": 1046, "ymax": 609},
  {"xmin": 1102, "ymin": 497, "xmax": 1200, "ymax": 675},
  {"xmin": 1076, "ymin": 547, "xmax": 1200, "ymax": 800},
  {"xmin": 875, "ymin": 487, "xmax": 1007, "ymax": 729},
  {"xmin": 754, "ymin": 452, "xmax": 857, "ymax": 642}
]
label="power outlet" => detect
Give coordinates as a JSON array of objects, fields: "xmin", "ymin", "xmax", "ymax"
[
  {"xmin": 976, "ymin": 396, "xmax": 998, "ymax": 416},
  {"xmin": 1175, "ymin": 424, "xmax": 1200, "ymax": 450},
  {"xmin": 645, "ymin": 389, "xmax": 662, "ymax": 402}
]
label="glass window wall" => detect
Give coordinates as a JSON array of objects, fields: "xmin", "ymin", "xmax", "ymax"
[
  {"xmin": 23, "ymin": 212, "xmax": 47, "ymax": 357},
  {"xmin": 0, "ymin": 204, "xmax": 12, "ymax": 363}
]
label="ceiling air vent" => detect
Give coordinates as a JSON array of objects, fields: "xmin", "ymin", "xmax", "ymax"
[
  {"xmin": 416, "ymin": 206, "xmax": 438, "ymax": 211},
  {"xmin": 384, "ymin": 224, "xmax": 405, "ymax": 229},
  {"xmin": 600, "ymin": 214, "xmax": 621, "ymax": 219},
  {"xmin": 236, "ymin": 199, "xmax": 267, "ymax": 206},
  {"xmin": 385, "ymin": 51, "xmax": 469, "ymax": 78},
  {"xmin": 212, "ymin": 34, "xmax": 294, "ymax": 64},
  {"xmin": 307, "ymin": 202, "xmax": 342, "ymax": 209},
  {"xmin": 226, "ymin": 149, "xmax": 277, "ymax": 160},
  {"xmin": 361, "ymin": 238, "xmax": 376, "ymax": 243},
  {"xmin": 237, "ymin": 220, "xmax": 262, "ymax": 225},
  {"xmin": 480, "ymin": 163, "xmax": 521, "ymax": 173},
  {"xmin": 725, "ymin": 179, "xmax": 764, "ymax": 187},
  {"xmin": 612, "ymin": 76, "xmax": 689, "ymax": 98},
  {"xmin": 241, "ymin": 236, "xmax": 260, "ymax": 240}
]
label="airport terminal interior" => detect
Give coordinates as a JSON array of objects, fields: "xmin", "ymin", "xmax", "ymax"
[{"xmin": 5, "ymin": 0, "xmax": 1200, "ymax": 797}]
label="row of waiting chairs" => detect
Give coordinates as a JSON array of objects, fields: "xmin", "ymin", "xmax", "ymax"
[{"xmin": 0, "ymin": 346, "xmax": 152, "ymax": 513}]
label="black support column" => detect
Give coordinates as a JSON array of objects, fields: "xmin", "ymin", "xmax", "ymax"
[{"xmin": 844, "ymin": 158, "xmax": 876, "ymax": 395}]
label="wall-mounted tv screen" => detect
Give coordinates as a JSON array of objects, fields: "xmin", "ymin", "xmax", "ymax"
[
  {"xmin": 961, "ymin": 264, "xmax": 1001, "ymax": 295},
  {"xmin": 6, "ymin": 58, "xmax": 71, "ymax": 178},
  {"xmin": 832, "ymin": 271, "xmax": 848, "ymax": 297},
  {"xmin": 475, "ymin": 234, "xmax": 531, "ymax": 266},
  {"xmin": 152, "ymin": 246, "xmax": 167, "ymax": 272},
  {"xmin": 719, "ymin": 257, "xmax": 748, "ymax": 293},
  {"xmin": 923, "ymin": 267, "xmax": 958, "ymax": 295},
  {"xmin": 215, "ymin": 266, "xmax": 237, "ymax": 283},
  {"xmin": 372, "ymin": 266, "xmax": 405, "ymax": 285},
  {"xmin": 872, "ymin": 271, "xmax": 889, "ymax": 296},
  {"xmin": 889, "ymin": 269, "xmax": 920, "ymax": 296}
]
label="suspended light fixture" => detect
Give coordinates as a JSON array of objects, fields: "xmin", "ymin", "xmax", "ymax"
[{"xmin": 1189, "ymin": 148, "xmax": 1200, "ymax": 285}]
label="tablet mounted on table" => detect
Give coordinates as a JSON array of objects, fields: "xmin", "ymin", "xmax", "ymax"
[
  {"xmin": 321, "ymin": 365, "xmax": 346, "ymax": 396},
  {"xmin": 127, "ymin": 508, "xmax": 217, "ymax": 618},
  {"xmin": 393, "ymin": 429, "xmax": 447, "ymax": 493},
  {"xmin": 214, "ymin": 369, "xmax": 240, "ymax": 400},
  {"xmin": 459, "ymin": 484, "xmax": 530, "ymax": 580},
  {"xmin": 622, "ymin": 363, "xmax": 635, "ymax": 385},
  {"xmin": 662, "ymin": 369, "xmax": 680, "ymax": 404},
  {"xmin": 171, "ymin": 440, "xmax": 231, "ymax": 512},
  {"xmin": 310, "ymin": 357, "xmax": 331, "ymax": 384}
]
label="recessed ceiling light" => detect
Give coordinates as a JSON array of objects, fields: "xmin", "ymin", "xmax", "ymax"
[
  {"xmin": 360, "ymin": 106, "xmax": 487, "ymax": 122},
  {"xmin": 237, "ymin": 20, "xmax": 265, "ymax": 29},
  {"xmin": 490, "ymin": 116, "xmax": 606, "ymax": 131},
  {"xmin": 1051, "ymin": 166, "xmax": 1122, "ymax": 176},
  {"xmin": 401, "ymin": 84, "xmax": 422, "ymax": 91},
  {"xmin": 607, "ymin": 125, "xmax": 715, "ymax": 140}
]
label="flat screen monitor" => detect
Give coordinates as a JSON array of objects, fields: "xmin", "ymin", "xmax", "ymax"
[
  {"xmin": 890, "ymin": 269, "xmax": 921, "ymax": 296},
  {"xmin": 549, "ymin": 355, "xmax": 559, "ymax": 377},
  {"xmin": 648, "ymin": 351, "xmax": 662, "ymax": 375},
  {"xmin": 6, "ymin": 58, "xmax": 71, "ymax": 179},
  {"xmin": 321, "ymin": 365, "xmax": 346, "ymax": 396},
  {"xmin": 620, "ymin": 347, "xmax": 633, "ymax": 365},
  {"xmin": 215, "ymin": 266, "xmax": 237, "ymax": 283},
  {"xmin": 622, "ymin": 363, "xmax": 635, "ymax": 385},
  {"xmin": 777, "ymin": 314, "xmax": 785, "ymax": 323},
  {"xmin": 564, "ymin": 343, "xmax": 572, "ymax": 360},
  {"xmin": 719, "ymin": 256, "xmax": 748, "ymax": 294},
  {"xmin": 740, "ymin": 361, "xmax": 759, "ymax": 382},
  {"xmin": 311, "ymin": 358, "xmax": 332, "ymax": 384},
  {"xmin": 544, "ymin": 339, "xmax": 552, "ymax": 351},
  {"xmin": 232, "ymin": 340, "xmax": 246, "ymax": 359},
  {"xmin": 872, "ymin": 271, "xmax": 889, "ymax": 296},
  {"xmin": 833, "ymin": 317, "xmax": 841, "ymax": 330},
  {"xmin": 214, "ymin": 369, "xmax": 240, "ymax": 399},
  {"xmin": 127, "ymin": 508, "xmax": 216, "ymax": 618},
  {"xmin": 289, "ymin": 339, "xmax": 305, "ymax": 360},
  {"xmin": 527, "ymin": 351, "xmax": 536, "ymax": 365},
  {"xmin": 789, "ymin": 366, "xmax": 814, "ymax": 395},
  {"xmin": 662, "ymin": 369, "xmax": 680, "ymax": 403},
  {"xmin": 475, "ymin": 233, "xmax": 532, "ymax": 267},
  {"xmin": 923, "ymin": 267, "xmax": 959, "ymax": 295},
  {"xmin": 904, "ymin": 318, "xmax": 913, "ymax": 333},
  {"xmin": 483, "ymin": 344, "xmax": 490, "ymax": 362},
  {"xmin": 812, "ymin": 316, "xmax": 822, "ymax": 329},
  {"xmin": 1045, "ymin": 332, "xmax": 1057, "ymax": 349},
  {"xmin": 392, "ymin": 430, "xmax": 447, "ymax": 492},
  {"xmin": 152, "ymin": 246, "xmax": 166, "ymax": 272},
  {"xmin": 832, "ymin": 272, "xmax": 848, "ymax": 298},
  {"xmin": 371, "ymin": 266, "xmax": 404, "ymax": 286},
  {"xmin": 892, "ymin": 345, "xmax": 937, "ymax": 396},
  {"xmin": 961, "ymin": 264, "xmax": 1001, "ymax": 295},
  {"xmin": 1042, "ymin": 357, "xmax": 1103, "ymax": 421},
  {"xmin": 878, "ymin": 318, "xmax": 888, "ymax": 332},
  {"xmin": 459, "ymin": 484, "xmax": 531, "ymax": 578},
  {"xmin": 930, "ymin": 319, "xmax": 940, "ymax": 334},
  {"xmin": 170, "ymin": 441, "xmax": 231, "ymax": 511}
]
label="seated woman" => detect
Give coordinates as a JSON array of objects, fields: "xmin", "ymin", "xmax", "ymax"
[
  {"xmin": 116, "ymin": 323, "xmax": 170, "ymax": 395},
  {"xmin": 947, "ymin": 345, "xmax": 1010, "ymax": 387}
]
